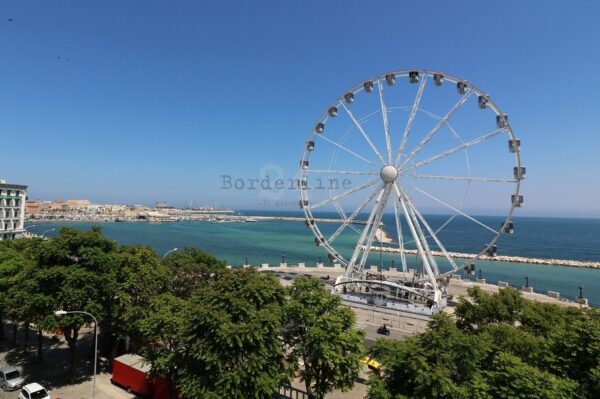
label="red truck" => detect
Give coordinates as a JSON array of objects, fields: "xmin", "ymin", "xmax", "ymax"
[{"xmin": 111, "ymin": 354, "xmax": 178, "ymax": 399}]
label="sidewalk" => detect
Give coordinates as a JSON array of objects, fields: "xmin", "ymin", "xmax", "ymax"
[{"xmin": 0, "ymin": 321, "xmax": 139, "ymax": 399}]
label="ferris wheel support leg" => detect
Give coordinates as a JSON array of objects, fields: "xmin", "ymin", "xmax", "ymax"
[
  {"xmin": 345, "ymin": 187, "xmax": 385, "ymax": 279},
  {"xmin": 403, "ymin": 191, "xmax": 458, "ymax": 274},
  {"xmin": 357, "ymin": 185, "xmax": 393, "ymax": 273},
  {"xmin": 395, "ymin": 185, "xmax": 439, "ymax": 294},
  {"xmin": 392, "ymin": 199, "xmax": 408, "ymax": 272},
  {"xmin": 404, "ymin": 198, "xmax": 439, "ymax": 277}
]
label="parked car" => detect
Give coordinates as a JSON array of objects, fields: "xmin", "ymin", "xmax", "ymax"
[
  {"xmin": 18, "ymin": 383, "xmax": 50, "ymax": 399},
  {"xmin": 0, "ymin": 364, "xmax": 26, "ymax": 390}
]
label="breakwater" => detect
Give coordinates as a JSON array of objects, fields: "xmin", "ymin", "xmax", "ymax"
[{"xmin": 368, "ymin": 246, "xmax": 600, "ymax": 269}]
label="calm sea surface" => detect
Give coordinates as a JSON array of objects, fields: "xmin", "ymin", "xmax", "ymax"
[{"xmin": 27, "ymin": 212, "xmax": 600, "ymax": 306}]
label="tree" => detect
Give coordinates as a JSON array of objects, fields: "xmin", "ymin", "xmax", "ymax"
[
  {"xmin": 140, "ymin": 293, "xmax": 187, "ymax": 399},
  {"xmin": 0, "ymin": 243, "xmax": 27, "ymax": 344},
  {"xmin": 161, "ymin": 247, "xmax": 226, "ymax": 298},
  {"xmin": 480, "ymin": 352, "xmax": 579, "ymax": 399},
  {"xmin": 367, "ymin": 314, "xmax": 490, "ymax": 399},
  {"xmin": 367, "ymin": 287, "xmax": 600, "ymax": 398},
  {"xmin": 6, "ymin": 261, "xmax": 57, "ymax": 361},
  {"xmin": 284, "ymin": 278, "xmax": 365, "ymax": 399},
  {"xmin": 36, "ymin": 227, "xmax": 119, "ymax": 383},
  {"xmin": 455, "ymin": 287, "xmax": 525, "ymax": 332},
  {"xmin": 172, "ymin": 268, "xmax": 287, "ymax": 399},
  {"xmin": 109, "ymin": 245, "xmax": 172, "ymax": 355}
]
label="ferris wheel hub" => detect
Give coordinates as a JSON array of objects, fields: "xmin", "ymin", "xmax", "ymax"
[{"xmin": 380, "ymin": 165, "xmax": 399, "ymax": 183}]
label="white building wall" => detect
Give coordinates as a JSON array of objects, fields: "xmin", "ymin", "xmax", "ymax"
[{"xmin": 0, "ymin": 182, "xmax": 28, "ymax": 241}]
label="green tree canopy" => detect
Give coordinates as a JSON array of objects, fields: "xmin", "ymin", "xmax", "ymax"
[
  {"xmin": 284, "ymin": 278, "xmax": 365, "ymax": 399},
  {"xmin": 172, "ymin": 268, "xmax": 287, "ymax": 399},
  {"xmin": 369, "ymin": 288, "xmax": 600, "ymax": 398},
  {"xmin": 161, "ymin": 247, "xmax": 226, "ymax": 298}
]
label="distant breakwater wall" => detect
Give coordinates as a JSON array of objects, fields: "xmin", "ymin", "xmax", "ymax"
[{"xmin": 368, "ymin": 246, "xmax": 600, "ymax": 269}]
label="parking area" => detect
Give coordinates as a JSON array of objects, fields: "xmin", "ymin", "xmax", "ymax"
[{"xmin": 0, "ymin": 322, "xmax": 137, "ymax": 399}]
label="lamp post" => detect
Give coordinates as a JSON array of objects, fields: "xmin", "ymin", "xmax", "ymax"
[
  {"xmin": 54, "ymin": 310, "xmax": 98, "ymax": 399},
  {"xmin": 525, "ymin": 276, "xmax": 529, "ymax": 288},
  {"xmin": 578, "ymin": 286, "xmax": 583, "ymax": 299},
  {"xmin": 162, "ymin": 248, "xmax": 178, "ymax": 259},
  {"xmin": 41, "ymin": 228, "xmax": 55, "ymax": 238},
  {"xmin": 478, "ymin": 269, "xmax": 482, "ymax": 279}
]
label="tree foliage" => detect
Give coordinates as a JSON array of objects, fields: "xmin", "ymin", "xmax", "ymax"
[
  {"xmin": 369, "ymin": 287, "xmax": 600, "ymax": 398},
  {"xmin": 173, "ymin": 269, "xmax": 287, "ymax": 399},
  {"xmin": 284, "ymin": 278, "xmax": 365, "ymax": 399},
  {"xmin": 161, "ymin": 247, "xmax": 226, "ymax": 298},
  {"xmin": 1, "ymin": 232, "xmax": 367, "ymax": 398}
]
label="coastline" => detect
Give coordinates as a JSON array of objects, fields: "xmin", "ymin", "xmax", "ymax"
[
  {"xmin": 368, "ymin": 246, "xmax": 600, "ymax": 269},
  {"xmin": 26, "ymin": 218, "xmax": 600, "ymax": 269}
]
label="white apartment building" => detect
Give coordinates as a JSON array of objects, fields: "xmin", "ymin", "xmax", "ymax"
[{"xmin": 0, "ymin": 179, "xmax": 27, "ymax": 240}]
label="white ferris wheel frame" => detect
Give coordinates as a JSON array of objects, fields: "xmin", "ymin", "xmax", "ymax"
[{"xmin": 298, "ymin": 69, "xmax": 524, "ymax": 287}]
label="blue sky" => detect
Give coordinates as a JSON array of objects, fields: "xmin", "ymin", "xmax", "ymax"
[{"xmin": 1, "ymin": 0, "xmax": 599, "ymax": 217}]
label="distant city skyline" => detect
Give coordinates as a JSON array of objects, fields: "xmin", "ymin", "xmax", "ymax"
[{"xmin": 2, "ymin": 1, "xmax": 600, "ymax": 218}]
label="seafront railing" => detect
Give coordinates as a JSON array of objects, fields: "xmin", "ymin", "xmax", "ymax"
[
  {"xmin": 239, "ymin": 262, "xmax": 598, "ymax": 309},
  {"xmin": 460, "ymin": 275, "xmax": 599, "ymax": 308}
]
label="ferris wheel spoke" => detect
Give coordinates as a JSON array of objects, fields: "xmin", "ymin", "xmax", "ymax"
[
  {"xmin": 395, "ymin": 76, "xmax": 428, "ymax": 165},
  {"xmin": 377, "ymin": 80, "xmax": 392, "ymax": 162},
  {"xmin": 393, "ymin": 184, "xmax": 439, "ymax": 289},
  {"xmin": 317, "ymin": 135, "xmax": 376, "ymax": 165},
  {"xmin": 310, "ymin": 178, "xmax": 380, "ymax": 210},
  {"xmin": 346, "ymin": 186, "xmax": 386, "ymax": 276},
  {"xmin": 328, "ymin": 184, "xmax": 382, "ymax": 244},
  {"xmin": 392, "ymin": 195, "xmax": 408, "ymax": 272},
  {"xmin": 398, "ymin": 91, "xmax": 472, "ymax": 168},
  {"xmin": 409, "ymin": 184, "xmax": 498, "ymax": 235},
  {"xmin": 339, "ymin": 101, "xmax": 387, "ymax": 165},
  {"xmin": 400, "ymin": 127, "xmax": 507, "ymax": 174},
  {"xmin": 305, "ymin": 169, "xmax": 378, "ymax": 176},
  {"xmin": 400, "ymin": 187, "xmax": 459, "ymax": 273},
  {"xmin": 332, "ymin": 202, "xmax": 362, "ymax": 237},
  {"xmin": 411, "ymin": 174, "xmax": 516, "ymax": 183}
]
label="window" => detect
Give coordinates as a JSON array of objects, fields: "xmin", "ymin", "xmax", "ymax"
[{"xmin": 30, "ymin": 389, "xmax": 48, "ymax": 399}]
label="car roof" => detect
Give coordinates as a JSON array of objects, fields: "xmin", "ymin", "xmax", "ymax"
[
  {"xmin": 23, "ymin": 382, "xmax": 46, "ymax": 392},
  {"xmin": 0, "ymin": 365, "xmax": 18, "ymax": 373}
]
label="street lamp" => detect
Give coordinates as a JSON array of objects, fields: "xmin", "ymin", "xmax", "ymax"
[
  {"xmin": 162, "ymin": 248, "xmax": 178, "ymax": 258},
  {"xmin": 41, "ymin": 228, "xmax": 56, "ymax": 238},
  {"xmin": 54, "ymin": 310, "xmax": 98, "ymax": 399},
  {"xmin": 525, "ymin": 276, "xmax": 529, "ymax": 288},
  {"xmin": 578, "ymin": 286, "xmax": 583, "ymax": 299}
]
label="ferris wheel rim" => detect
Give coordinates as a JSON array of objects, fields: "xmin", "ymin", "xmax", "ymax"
[{"xmin": 299, "ymin": 69, "xmax": 523, "ymax": 277}]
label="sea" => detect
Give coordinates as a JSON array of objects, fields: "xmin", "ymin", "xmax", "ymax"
[{"xmin": 26, "ymin": 211, "xmax": 600, "ymax": 307}]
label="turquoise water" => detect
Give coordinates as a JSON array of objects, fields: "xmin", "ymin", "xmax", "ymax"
[{"xmin": 26, "ymin": 214, "xmax": 600, "ymax": 306}]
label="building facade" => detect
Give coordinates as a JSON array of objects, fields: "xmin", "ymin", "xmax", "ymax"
[{"xmin": 0, "ymin": 179, "xmax": 27, "ymax": 240}]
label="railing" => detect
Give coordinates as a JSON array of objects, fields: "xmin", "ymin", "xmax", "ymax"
[
  {"xmin": 278, "ymin": 385, "xmax": 309, "ymax": 399},
  {"xmin": 463, "ymin": 275, "xmax": 599, "ymax": 308}
]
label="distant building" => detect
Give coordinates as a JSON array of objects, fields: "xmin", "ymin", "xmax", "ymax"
[
  {"xmin": 26, "ymin": 200, "xmax": 42, "ymax": 216},
  {"xmin": 0, "ymin": 179, "xmax": 27, "ymax": 240}
]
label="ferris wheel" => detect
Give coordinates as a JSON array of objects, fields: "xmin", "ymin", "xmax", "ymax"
[{"xmin": 298, "ymin": 69, "xmax": 524, "ymax": 305}]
